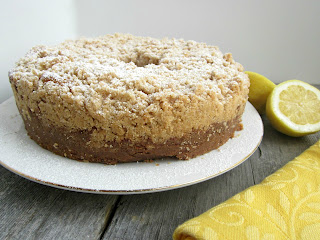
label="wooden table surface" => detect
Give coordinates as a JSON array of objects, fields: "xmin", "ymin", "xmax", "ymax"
[{"xmin": 1, "ymin": 85, "xmax": 319, "ymax": 240}]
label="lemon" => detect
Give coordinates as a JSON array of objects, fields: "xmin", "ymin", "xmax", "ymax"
[
  {"xmin": 245, "ymin": 71, "xmax": 276, "ymax": 114},
  {"xmin": 266, "ymin": 80, "xmax": 320, "ymax": 137}
]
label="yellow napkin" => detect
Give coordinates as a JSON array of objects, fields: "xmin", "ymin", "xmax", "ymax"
[{"xmin": 173, "ymin": 140, "xmax": 320, "ymax": 240}]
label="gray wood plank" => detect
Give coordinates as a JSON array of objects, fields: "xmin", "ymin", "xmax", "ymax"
[
  {"xmin": 250, "ymin": 115, "xmax": 320, "ymax": 184},
  {"xmin": 0, "ymin": 166, "xmax": 119, "ymax": 240},
  {"xmin": 102, "ymin": 157, "xmax": 255, "ymax": 240}
]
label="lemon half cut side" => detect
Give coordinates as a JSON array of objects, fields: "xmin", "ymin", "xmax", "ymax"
[{"xmin": 266, "ymin": 80, "xmax": 320, "ymax": 137}]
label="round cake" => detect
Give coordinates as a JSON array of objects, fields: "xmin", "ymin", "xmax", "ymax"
[{"xmin": 9, "ymin": 33, "xmax": 250, "ymax": 164}]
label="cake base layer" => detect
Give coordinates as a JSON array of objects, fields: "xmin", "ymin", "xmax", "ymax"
[{"xmin": 21, "ymin": 108, "xmax": 243, "ymax": 164}]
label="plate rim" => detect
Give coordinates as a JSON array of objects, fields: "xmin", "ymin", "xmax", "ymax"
[{"xmin": 0, "ymin": 139, "xmax": 262, "ymax": 194}]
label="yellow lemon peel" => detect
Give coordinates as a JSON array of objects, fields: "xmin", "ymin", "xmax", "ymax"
[{"xmin": 245, "ymin": 71, "xmax": 276, "ymax": 114}]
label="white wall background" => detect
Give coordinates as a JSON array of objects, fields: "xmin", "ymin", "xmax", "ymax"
[
  {"xmin": 1, "ymin": 0, "xmax": 319, "ymax": 103},
  {"xmin": 0, "ymin": 0, "xmax": 77, "ymax": 103}
]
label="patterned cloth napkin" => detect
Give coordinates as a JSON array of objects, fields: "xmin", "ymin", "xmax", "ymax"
[{"xmin": 173, "ymin": 140, "xmax": 320, "ymax": 240}]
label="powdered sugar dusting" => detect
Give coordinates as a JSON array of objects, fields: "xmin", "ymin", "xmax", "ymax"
[{"xmin": 9, "ymin": 33, "xmax": 249, "ymax": 144}]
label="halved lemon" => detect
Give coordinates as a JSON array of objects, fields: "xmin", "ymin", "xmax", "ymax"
[
  {"xmin": 266, "ymin": 80, "xmax": 320, "ymax": 137},
  {"xmin": 245, "ymin": 71, "xmax": 276, "ymax": 114}
]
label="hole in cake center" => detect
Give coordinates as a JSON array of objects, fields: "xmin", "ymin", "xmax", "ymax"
[{"xmin": 132, "ymin": 53, "xmax": 160, "ymax": 67}]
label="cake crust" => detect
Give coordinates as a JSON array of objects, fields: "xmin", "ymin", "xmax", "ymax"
[{"xmin": 9, "ymin": 33, "xmax": 249, "ymax": 163}]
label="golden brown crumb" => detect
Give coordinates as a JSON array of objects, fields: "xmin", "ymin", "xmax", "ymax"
[{"xmin": 9, "ymin": 33, "xmax": 249, "ymax": 147}]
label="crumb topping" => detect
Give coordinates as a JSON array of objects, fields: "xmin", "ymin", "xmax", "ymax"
[{"xmin": 9, "ymin": 33, "xmax": 249, "ymax": 145}]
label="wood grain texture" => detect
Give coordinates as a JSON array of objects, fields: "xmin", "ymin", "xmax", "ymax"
[
  {"xmin": 0, "ymin": 167, "xmax": 119, "ymax": 240},
  {"xmin": 250, "ymin": 115, "xmax": 320, "ymax": 184}
]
